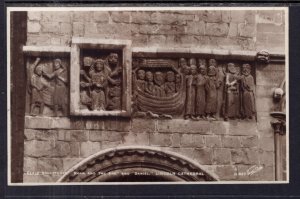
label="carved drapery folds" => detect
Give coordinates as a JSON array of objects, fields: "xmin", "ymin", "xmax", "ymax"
[
  {"xmin": 133, "ymin": 57, "xmax": 256, "ymax": 121},
  {"xmin": 70, "ymin": 38, "xmax": 132, "ymax": 117},
  {"xmin": 24, "ymin": 47, "xmax": 70, "ymax": 117}
]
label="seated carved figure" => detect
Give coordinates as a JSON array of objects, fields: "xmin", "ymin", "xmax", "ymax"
[
  {"xmin": 165, "ymin": 71, "xmax": 176, "ymax": 97},
  {"xmin": 144, "ymin": 71, "xmax": 155, "ymax": 95},
  {"xmin": 136, "ymin": 69, "xmax": 146, "ymax": 92},
  {"xmin": 153, "ymin": 71, "xmax": 166, "ymax": 97},
  {"xmin": 89, "ymin": 59, "xmax": 108, "ymax": 111}
]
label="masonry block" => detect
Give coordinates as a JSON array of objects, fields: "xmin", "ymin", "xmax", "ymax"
[
  {"xmin": 37, "ymin": 158, "xmax": 63, "ymax": 172},
  {"xmin": 193, "ymin": 148, "xmax": 213, "ymax": 165},
  {"xmin": 111, "ymin": 12, "xmax": 130, "ymax": 23},
  {"xmin": 149, "ymin": 133, "xmax": 172, "ymax": 147},
  {"xmin": 27, "ymin": 21, "xmax": 41, "ymax": 33},
  {"xmin": 181, "ymin": 134, "xmax": 205, "ymax": 148},
  {"xmin": 80, "ymin": 142, "xmax": 101, "ymax": 158},
  {"xmin": 222, "ymin": 136, "xmax": 241, "ymax": 148},
  {"xmin": 213, "ymin": 148, "xmax": 231, "ymax": 165},
  {"xmin": 215, "ymin": 165, "xmax": 237, "ymax": 180},
  {"xmin": 205, "ymin": 136, "xmax": 222, "ymax": 148},
  {"xmin": 93, "ymin": 11, "xmax": 110, "ymax": 23},
  {"xmin": 206, "ymin": 23, "xmax": 229, "ymax": 37}
]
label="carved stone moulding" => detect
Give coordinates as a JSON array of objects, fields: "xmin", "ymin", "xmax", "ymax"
[
  {"xmin": 70, "ymin": 37, "xmax": 132, "ymax": 117},
  {"xmin": 23, "ymin": 46, "xmax": 71, "ymax": 117}
]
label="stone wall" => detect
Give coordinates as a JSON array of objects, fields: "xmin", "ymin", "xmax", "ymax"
[{"xmin": 23, "ymin": 10, "xmax": 286, "ymax": 182}]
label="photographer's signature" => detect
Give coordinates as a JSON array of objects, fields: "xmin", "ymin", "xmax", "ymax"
[{"xmin": 234, "ymin": 165, "xmax": 263, "ymax": 176}]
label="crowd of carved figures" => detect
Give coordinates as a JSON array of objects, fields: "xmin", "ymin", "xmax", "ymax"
[
  {"xmin": 29, "ymin": 57, "xmax": 68, "ymax": 116},
  {"xmin": 179, "ymin": 58, "xmax": 256, "ymax": 121},
  {"xmin": 79, "ymin": 53, "xmax": 122, "ymax": 111}
]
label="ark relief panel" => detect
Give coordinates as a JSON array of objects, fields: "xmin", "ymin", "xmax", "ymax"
[{"xmin": 132, "ymin": 57, "xmax": 256, "ymax": 121}]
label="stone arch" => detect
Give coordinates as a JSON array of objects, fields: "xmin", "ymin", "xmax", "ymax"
[{"xmin": 58, "ymin": 146, "xmax": 219, "ymax": 182}]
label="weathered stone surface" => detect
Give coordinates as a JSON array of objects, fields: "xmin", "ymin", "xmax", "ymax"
[
  {"xmin": 101, "ymin": 131, "xmax": 124, "ymax": 142},
  {"xmin": 150, "ymin": 12, "xmax": 179, "ymax": 25},
  {"xmin": 73, "ymin": 12, "xmax": 92, "ymax": 22},
  {"xmin": 111, "ymin": 12, "xmax": 130, "ymax": 23},
  {"xmin": 24, "ymin": 129, "xmax": 37, "ymax": 140},
  {"xmin": 23, "ymin": 157, "xmax": 38, "ymax": 172},
  {"xmin": 63, "ymin": 158, "xmax": 83, "ymax": 171},
  {"xmin": 240, "ymin": 136, "xmax": 258, "ymax": 148},
  {"xmin": 258, "ymin": 137, "xmax": 275, "ymax": 151},
  {"xmin": 93, "ymin": 12, "xmax": 110, "ymax": 23},
  {"xmin": 73, "ymin": 22, "xmax": 84, "ymax": 36},
  {"xmin": 42, "ymin": 12, "xmax": 71, "ymax": 23},
  {"xmin": 37, "ymin": 158, "xmax": 63, "ymax": 172},
  {"xmin": 27, "ymin": 21, "xmax": 41, "ymax": 33},
  {"xmin": 213, "ymin": 148, "xmax": 231, "ymax": 165},
  {"xmin": 186, "ymin": 21, "xmax": 205, "ymax": 35},
  {"xmin": 231, "ymin": 148, "xmax": 259, "ymax": 164},
  {"xmin": 131, "ymin": 11, "xmax": 151, "ymax": 24},
  {"xmin": 205, "ymin": 136, "xmax": 222, "ymax": 148},
  {"xmin": 28, "ymin": 12, "xmax": 42, "ymax": 21},
  {"xmin": 238, "ymin": 23, "xmax": 256, "ymax": 38},
  {"xmin": 222, "ymin": 136, "xmax": 241, "ymax": 148},
  {"xmin": 41, "ymin": 22, "xmax": 60, "ymax": 33},
  {"xmin": 52, "ymin": 141, "xmax": 71, "ymax": 158},
  {"xmin": 66, "ymin": 130, "xmax": 89, "ymax": 142},
  {"xmin": 221, "ymin": 11, "xmax": 231, "ymax": 23},
  {"xmin": 104, "ymin": 119, "xmax": 131, "ymax": 132},
  {"xmin": 24, "ymin": 140, "xmax": 53, "ymax": 158},
  {"xmin": 157, "ymin": 119, "xmax": 210, "ymax": 134},
  {"xmin": 228, "ymin": 23, "xmax": 238, "ymax": 37},
  {"xmin": 259, "ymin": 151, "xmax": 275, "ymax": 166},
  {"xmin": 210, "ymin": 122, "xmax": 228, "ymax": 135},
  {"xmin": 35, "ymin": 130, "xmax": 58, "ymax": 141},
  {"xmin": 200, "ymin": 11, "xmax": 222, "ymax": 23},
  {"xmin": 85, "ymin": 120, "xmax": 105, "ymax": 130},
  {"xmin": 193, "ymin": 148, "xmax": 213, "ymax": 165},
  {"xmin": 181, "ymin": 134, "xmax": 205, "ymax": 148},
  {"xmin": 60, "ymin": 22, "xmax": 72, "ymax": 35},
  {"xmin": 149, "ymin": 133, "xmax": 171, "ymax": 147},
  {"xmin": 230, "ymin": 11, "xmax": 246, "ymax": 23},
  {"xmin": 215, "ymin": 165, "xmax": 237, "ymax": 180},
  {"xmin": 89, "ymin": 131, "xmax": 102, "ymax": 142},
  {"xmin": 132, "ymin": 119, "xmax": 156, "ymax": 133},
  {"xmin": 228, "ymin": 122, "xmax": 258, "ymax": 136},
  {"xmin": 80, "ymin": 142, "xmax": 101, "ymax": 158},
  {"xmin": 257, "ymin": 10, "xmax": 284, "ymax": 24},
  {"xmin": 249, "ymin": 165, "xmax": 275, "ymax": 181},
  {"xmin": 102, "ymin": 141, "xmax": 122, "ymax": 149},
  {"xmin": 206, "ymin": 23, "xmax": 229, "ymax": 37},
  {"xmin": 171, "ymin": 133, "xmax": 181, "ymax": 147},
  {"xmin": 69, "ymin": 142, "xmax": 80, "ymax": 157}
]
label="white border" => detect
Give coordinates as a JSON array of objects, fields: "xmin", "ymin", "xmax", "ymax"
[{"xmin": 7, "ymin": 6, "xmax": 289, "ymax": 186}]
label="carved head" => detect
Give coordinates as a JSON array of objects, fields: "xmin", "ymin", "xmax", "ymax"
[
  {"xmin": 242, "ymin": 64, "xmax": 251, "ymax": 76},
  {"xmin": 137, "ymin": 69, "xmax": 145, "ymax": 80},
  {"xmin": 145, "ymin": 71, "xmax": 153, "ymax": 82},
  {"xmin": 108, "ymin": 53, "xmax": 118, "ymax": 66},
  {"xmin": 179, "ymin": 58, "xmax": 187, "ymax": 68},
  {"xmin": 208, "ymin": 59, "xmax": 217, "ymax": 67},
  {"xmin": 198, "ymin": 59, "xmax": 207, "ymax": 67},
  {"xmin": 190, "ymin": 65, "xmax": 197, "ymax": 75},
  {"xmin": 154, "ymin": 71, "xmax": 165, "ymax": 86},
  {"xmin": 175, "ymin": 74, "xmax": 181, "ymax": 83},
  {"xmin": 199, "ymin": 65, "xmax": 207, "ymax": 75},
  {"xmin": 94, "ymin": 59, "xmax": 105, "ymax": 72},
  {"xmin": 34, "ymin": 64, "xmax": 43, "ymax": 76},
  {"xmin": 207, "ymin": 65, "xmax": 217, "ymax": 77},
  {"xmin": 166, "ymin": 71, "xmax": 175, "ymax": 82},
  {"xmin": 227, "ymin": 63, "xmax": 237, "ymax": 74},
  {"xmin": 274, "ymin": 88, "xmax": 284, "ymax": 100},
  {"xmin": 53, "ymin": 59, "xmax": 62, "ymax": 70},
  {"xmin": 189, "ymin": 58, "xmax": 197, "ymax": 66},
  {"xmin": 83, "ymin": 57, "xmax": 94, "ymax": 68}
]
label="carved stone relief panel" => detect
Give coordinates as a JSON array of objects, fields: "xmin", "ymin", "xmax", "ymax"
[
  {"xmin": 70, "ymin": 38, "xmax": 132, "ymax": 117},
  {"xmin": 133, "ymin": 57, "xmax": 256, "ymax": 121},
  {"xmin": 25, "ymin": 50, "xmax": 70, "ymax": 117}
]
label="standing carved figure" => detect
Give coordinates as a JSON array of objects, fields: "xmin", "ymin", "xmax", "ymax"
[
  {"xmin": 165, "ymin": 71, "xmax": 176, "ymax": 96},
  {"xmin": 136, "ymin": 69, "xmax": 146, "ymax": 92},
  {"xmin": 195, "ymin": 65, "xmax": 207, "ymax": 119},
  {"xmin": 241, "ymin": 63, "xmax": 256, "ymax": 119},
  {"xmin": 175, "ymin": 74, "xmax": 182, "ymax": 92},
  {"xmin": 30, "ymin": 58, "xmax": 47, "ymax": 115},
  {"xmin": 205, "ymin": 65, "xmax": 220, "ymax": 120},
  {"xmin": 179, "ymin": 58, "xmax": 190, "ymax": 75},
  {"xmin": 80, "ymin": 57, "xmax": 93, "ymax": 108},
  {"xmin": 89, "ymin": 59, "xmax": 108, "ymax": 111},
  {"xmin": 185, "ymin": 65, "xmax": 197, "ymax": 120},
  {"xmin": 153, "ymin": 71, "xmax": 166, "ymax": 97},
  {"xmin": 145, "ymin": 71, "xmax": 154, "ymax": 95},
  {"xmin": 224, "ymin": 63, "xmax": 240, "ymax": 120},
  {"xmin": 43, "ymin": 58, "xmax": 68, "ymax": 116}
]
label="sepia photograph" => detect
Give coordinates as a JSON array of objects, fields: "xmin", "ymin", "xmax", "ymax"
[{"xmin": 7, "ymin": 7, "xmax": 288, "ymax": 184}]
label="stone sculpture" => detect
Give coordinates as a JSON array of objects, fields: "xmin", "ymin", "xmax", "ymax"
[{"xmin": 195, "ymin": 64, "xmax": 207, "ymax": 119}]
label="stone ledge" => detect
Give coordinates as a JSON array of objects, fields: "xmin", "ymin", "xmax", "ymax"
[{"xmin": 23, "ymin": 46, "xmax": 71, "ymax": 56}]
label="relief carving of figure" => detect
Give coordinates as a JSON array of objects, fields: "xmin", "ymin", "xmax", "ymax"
[
  {"xmin": 175, "ymin": 74, "xmax": 182, "ymax": 92},
  {"xmin": 195, "ymin": 64, "xmax": 207, "ymax": 119},
  {"xmin": 30, "ymin": 58, "xmax": 48, "ymax": 115},
  {"xmin": 179, "ymin": 58, "xmax": 190, "ymax": 75},
  {"xmin": 205, "ymin": 65, "xmax": 220, "ymax": 120},
  {"xmin": 144, "ymin": 71, "xmax": 155, "ymax": 95},
  {"xmin": 184, "ymin": 64, "xmax": 197, "ymax": 120},
  {"xmin": 43, "ymin": 58, "xmax": 68, "ymax": 116},
  {"xmin": 89, "ymin": 59, "xmax": 108, "ymax": 111},
  {"xmin": 165, "ymin": 71, "xmax": 176, "ymax": 97},
  {"xmin": 136, "ymin": 69, "xmax": 146, "ymax": 92},
  {"xmin": 241, "ymin": 63, "xmax": 256, "ymax": 119},
  {"xmin": 153, "ymin": 71, "xmax": 166, "ymax": 97},
  {"xmin": 80, "ymin": 57, "xmax": 93, "ymax": 108},
  {"xmin": 224, "ymin": 63, "xmax": 240, "ymax": 120}
]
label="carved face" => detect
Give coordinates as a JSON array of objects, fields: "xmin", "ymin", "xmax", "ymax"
[
  {"xmin": 189, "ymin": 58, "xmax": 196, "ymax": 66},
  {"xmin": 274, "ymin": 88, "xmax": 284, "ymax": 100},
  {"xmin": 179, "ymin": 58, "xmax": 187, "ymax": 67},
  {"xmin": 137, "ymin": 70, "xmax": 145, "ymax": 80},
  {"xmin": 54, "ymin": 59, "xmax": 62, "ymax": 70},
  {"xmin": 227, "ymin": 63, "xmax": 236, "ymax": 74},
  {"xmin": 154, "ymin": 72, "xmax": 165, "ymax": 86},
  {"xmin": 190, "ymin": 65, "xmax": 197, "ymax": 75},
  {"xmin": 35, "ymin": 65, "xmax": 43, "ymax": 76},
  {"xmin": 166, "ymin": 71, "xmax": 175, "ymax": 82},
  {"xmin": 95, "ymin": 60, "xmax": 104, "ymax": 72},
  {"xmin": 242, "ymin": 64, "xmax": 251, "ymax": 76},
  {"xmin": 108, "ymin": 53, "xmax": 118, "ymax": 66},
  {"xmin": 208, "ymin": 59, "xmax": 217, "ymax": 67},
  {"xmin": 183, "ymin": 66, "xmax": 190, "ymax": 75},
  {"xmin": 145, "ymin": 71, "xmax": 153, "ymax": 82},
  {"xmin": 199, "ymin": 66, "xmax": 206, "ymax": 75},
  {"xmin": 207, "ymin": 66, "xmax": 217, "ymax": 76}
]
